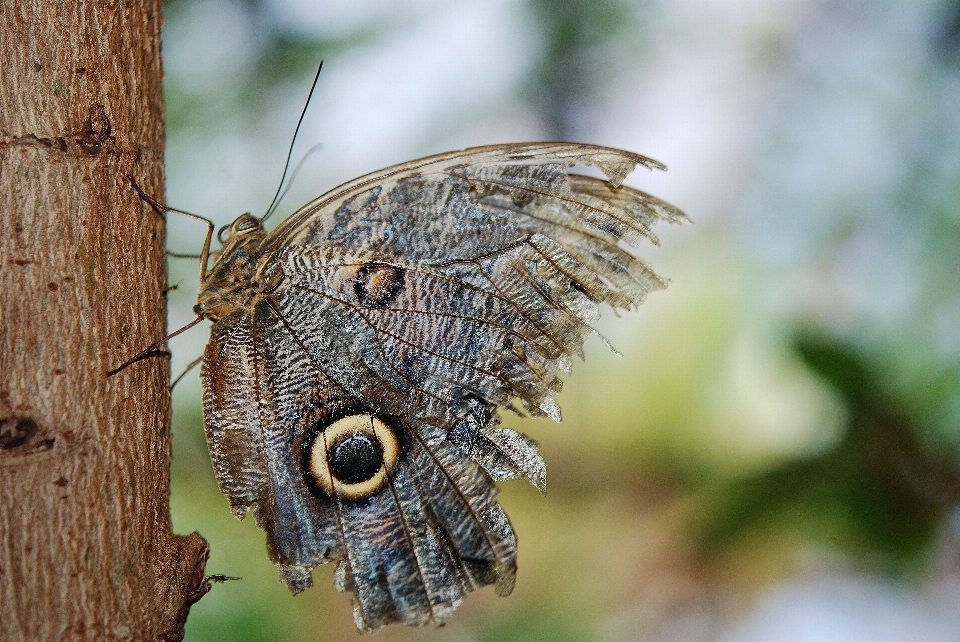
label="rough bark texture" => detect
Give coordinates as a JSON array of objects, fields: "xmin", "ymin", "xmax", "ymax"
[{"xmin": 0, "ymin": 3, "xmax": 209, "ymax": 641}]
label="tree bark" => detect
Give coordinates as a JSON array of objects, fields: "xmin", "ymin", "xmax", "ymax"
[{"xmin": 0, "ymin": 3, "xmax": 209, "ymax": 640}]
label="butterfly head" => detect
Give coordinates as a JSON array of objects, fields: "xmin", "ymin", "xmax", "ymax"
[{"xmin": 195, "ymin": 213, "xmax": 272, "ymax": 322}]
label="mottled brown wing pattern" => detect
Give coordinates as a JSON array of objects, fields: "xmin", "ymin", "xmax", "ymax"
[
  {"xmin": 198, "ymin": 143, "xmax": 686, "ymax": 632},
  {"xmin": 203, "ymin": 301, "xmax": 519, "ymax": 629}
]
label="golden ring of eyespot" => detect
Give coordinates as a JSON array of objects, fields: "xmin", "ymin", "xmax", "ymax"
[{"xmin": 309, "ymin": 414, "xmax": 399, "ymax": 500}]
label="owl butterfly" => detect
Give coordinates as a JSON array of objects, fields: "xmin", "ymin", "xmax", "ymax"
[{"xmin": 193, "ymin": 142, "xmax": 685, "ymax": 632}]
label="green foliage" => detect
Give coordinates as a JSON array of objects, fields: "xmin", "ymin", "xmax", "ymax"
[{"xmin": 697, "ymin": 334, "xmax": 959, "ymax": 576}]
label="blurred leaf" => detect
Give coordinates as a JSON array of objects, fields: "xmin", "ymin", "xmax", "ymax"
[{"xmin": 697, "ymin": 333, "xmax": 960, "ymax": 575}]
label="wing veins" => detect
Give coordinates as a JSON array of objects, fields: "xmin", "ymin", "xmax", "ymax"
[
  {"xmin": 455, "ymin": 174, "xmax": 644, "ymax": 239},
  {"xmin": 264, "ymin": 297, "xmax": 510, "ymax": 600},
  {"xmin": 378, "ymin": 428, "xmax": 441, "ymax": 624},
  {"xmin": 268, "ymin": 287, "xmax": 457, "ymax": 415},
  {"xmin": 288, "ymin": 282, "xmax": 561, "ymax": 359},
  {"xmin": 288, "ymin": 252, "xmax": 564, "ymax": 352},
  {"xmin": 403, "ymin": 423, "xmax": 511, "ymax": 569},
  {"xmin": 266, "ymin": 143, "xmax": 656, "ymax": 250},
  {"xmin": 287, "ymin": 285, "xmax": 517, "ymax": 397}
]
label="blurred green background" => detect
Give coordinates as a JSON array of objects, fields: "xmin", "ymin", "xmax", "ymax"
[{"xmin": 161, "ymin": 0, "xmax": 960, "ymax": 640}]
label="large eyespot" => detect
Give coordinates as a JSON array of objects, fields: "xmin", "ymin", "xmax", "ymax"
[{"xmin": 308, "ymin": 414, "xmax": 399, "ymax": 500}]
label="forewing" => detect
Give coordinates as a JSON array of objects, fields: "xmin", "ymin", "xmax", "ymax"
[
  {"xmin": 269, "ymin": 143, "xmax": 685, "ymax": 261},
  {"xmin": 265, "ymin": 143, "xmax": 686, "ymax": 425}
]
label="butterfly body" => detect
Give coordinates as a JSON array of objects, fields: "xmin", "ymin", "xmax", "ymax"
[{"xmin": 195, "ymin": 143, "xmax": 686, "ymax": 631}]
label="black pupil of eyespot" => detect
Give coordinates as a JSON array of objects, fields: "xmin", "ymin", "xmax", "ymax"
[{"xmin": 328, "ymin": 434, "xmax": 383, "ymax": 484}]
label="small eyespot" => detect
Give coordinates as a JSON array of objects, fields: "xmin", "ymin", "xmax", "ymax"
[
  {"xmin": 308, "ymin": 415, "xmax": 399, "ymax": 500},
  {"xmin": 353, "ymin": 264, "xmax": 405, "ymax": 308}
]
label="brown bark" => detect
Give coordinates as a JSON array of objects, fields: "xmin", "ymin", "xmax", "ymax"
[{"xmin": 0, "ymin": 3, "xmax": 209, "ymax": 641}]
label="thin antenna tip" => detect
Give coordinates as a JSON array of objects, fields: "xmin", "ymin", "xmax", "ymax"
[{"xmin": 260, "ymin": 60, "xmax": 326, "ymax": 224}]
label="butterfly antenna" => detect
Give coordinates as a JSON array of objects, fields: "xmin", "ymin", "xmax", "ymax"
[{"xmin": 261, "ymin": 60, "xmax": 324, "ymax": 224}]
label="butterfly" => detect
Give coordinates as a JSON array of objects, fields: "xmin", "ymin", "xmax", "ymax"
[{"xmin": 186, "ymin": 142, "xmax": 685, "ymax": 632}]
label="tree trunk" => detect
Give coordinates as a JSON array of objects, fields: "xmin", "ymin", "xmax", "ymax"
[{"xmin": 0, "ymin": 3, "xmax": 209, "ymax": 640}]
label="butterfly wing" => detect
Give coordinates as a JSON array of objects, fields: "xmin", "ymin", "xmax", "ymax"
[
  {"xmin": 202, "ymin": 312, "xmax": 518, "ymax": 630},
  {"xmin": 200, "ymin": 143, "xmax": 686, "ymax": 631},
  {"xmin": 267, "ymin": 143, "xmax": 686, "ymax": 419}
]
